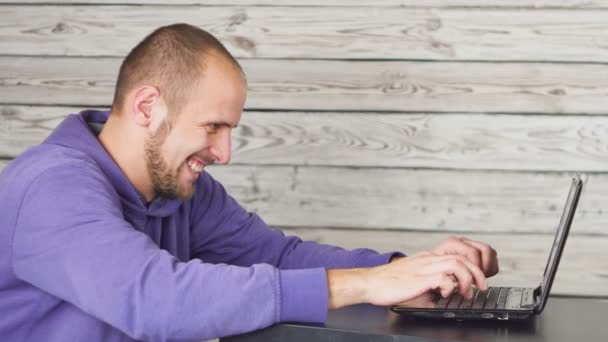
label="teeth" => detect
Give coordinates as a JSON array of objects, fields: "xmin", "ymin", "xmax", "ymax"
[{"xmin": 187, "ymin": 158, "xmax": 204, "ymax": 173}]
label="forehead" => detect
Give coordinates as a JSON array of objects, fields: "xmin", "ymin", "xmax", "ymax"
[{"xmin": 179, "ymin": 56, "xmax": 246, "ymax": 124}]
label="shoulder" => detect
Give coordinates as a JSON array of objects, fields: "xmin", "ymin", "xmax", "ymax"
[{"xmin": 2, "ymin": 144, "xmax": 118, "ymax": 201}]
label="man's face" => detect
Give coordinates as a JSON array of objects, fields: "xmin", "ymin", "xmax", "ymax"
[{"xmin": 144, "ymin": 57, "xmax": 246, "ymax": 200}]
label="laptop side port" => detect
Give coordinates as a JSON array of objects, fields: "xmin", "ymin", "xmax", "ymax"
[
  {"xmin": 444, "ymin": 312, "xmax": 455, "ymax": 318},
  {"xmin": 497, "ymin": 312, "xmax": 509, "ymax": 320},
  {"xmin": 481, "ymin": 313, "xmax": 494, "ymax": 319}
]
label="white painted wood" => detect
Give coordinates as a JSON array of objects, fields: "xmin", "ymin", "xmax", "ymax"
[
  {"xmin": 0, "ymin": 106, "xmax": 86, "ymax": 157},
  {"xmin": 283, "ymin": 228, "xmax": 608, "ymax": 297},
  {"xmin": 229, "ymin": 113, "xmax": 608, "ymax": 171},
  {"xmin": 4, "ymin": 1, "xmax": 608, "ymax": 8},
  {"xmin": 2, "ymin": 0, "xmax": 607, "ymax": 300},
  {"xmin": 206, "ymin": 165, "xmax": 603, "ymax": 235},
  {"xmin": 2, "ymin": 6, "xmax": 608, "ymax": 61},
  {"xmin": 4, "ymin": 106, "xmax": 608, "ymax": 171},
  {"xmin": 3, "ymin": 57, "xmax": 608, "ymax": 114},
  {"xmin": 2, "ymin": 152, "xmax": 604, "ymax": 296},
  {"xmin": 2, "ymin": 145, "xmax": 602, "ymax": 234}
]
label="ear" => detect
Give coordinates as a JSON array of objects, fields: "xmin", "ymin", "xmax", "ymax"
[{"xmin": 130, "ymin": 85, "xmax": 165, "ymax": 127}]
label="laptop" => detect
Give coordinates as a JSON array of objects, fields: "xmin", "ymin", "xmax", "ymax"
[{"xmin": 390, "ymin": 174, "xmax": 583, "ymax": 321}]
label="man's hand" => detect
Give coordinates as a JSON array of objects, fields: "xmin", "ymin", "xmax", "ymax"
[
  {"xmin": 431, "ymin": 236, "xmax": 499, "ymax": 277},
  {"xmin": 327, "ymin": 251, "xmax": 489, "ymax": 309}
]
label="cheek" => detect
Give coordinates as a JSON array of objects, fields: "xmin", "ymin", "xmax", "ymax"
[
  {"xmin": 159, "ymin": 136, "xmax": 190, "ymax": 165},
  {"xmin": 166, "ymin": 127, "xmax": 211, "ymax": 161},
  {"xmin": 182, "ymin": 137, "xmax": 210, "ymax": 159}
]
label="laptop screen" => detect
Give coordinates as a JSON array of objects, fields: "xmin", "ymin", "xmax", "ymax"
[{"xmin": 537, "ymin": 175, "xmax": 583, "ymax": 313}]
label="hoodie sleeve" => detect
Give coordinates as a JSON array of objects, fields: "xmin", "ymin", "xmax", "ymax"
[
  {"xmin": 190, "ymin": 172, "xmax": 404, "ymax": 271},
  {"xmin": 11, "ymin": 162, "xmax": 326, "ymax": 341}
]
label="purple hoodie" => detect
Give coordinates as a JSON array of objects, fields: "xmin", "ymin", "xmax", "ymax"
[{"xmin": 0, "ymin": 110, "xmax": 401, "ymax": 341}]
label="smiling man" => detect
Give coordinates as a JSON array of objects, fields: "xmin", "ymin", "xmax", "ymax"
[{"xmin": 0, "ymin": 24, "xmax": 498, "ymax": 341}]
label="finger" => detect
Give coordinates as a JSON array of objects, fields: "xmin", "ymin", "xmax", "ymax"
[
  {"xmin": 433, "ymin": 255, "xmax": 488, "ymax": 294},
  {"xmin": 461, "ymin": 238, "xmax": 499, "ymax": 276},
  {"xmin": 446, "ymin": 261, "xmax": 475, "ymax": 299},
  {"xmin": 426, "ymin": 255, "xmax": 474, "ymax": 299},
  {"xmin": 450, "ymin": 254, "xmax": 488, "ymax": 291},
  {"xmin": 431, "ymin": 273, "xmax": 458, "ymax": 299},
  {"xmin": 437, "ymin": 236, "xmax": 483, "ymax": 272}
]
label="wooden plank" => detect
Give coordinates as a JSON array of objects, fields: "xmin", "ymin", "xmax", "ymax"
[
  {"xmin": 2, "ymin": 152, "xmax": 604, "ymax": 296},
  {"xmin": 205, "ymin": 165, "xmax": 606, "ymax": 235},
  {"xmin": 3, "ymin": 57, "xmax": 608, "ymax": 114},
  {"xmin": 2, "ymin": 6, "xmax": 608, "ymax": 61},
  {"xmin": 0, "ymin": 106, "xmax": 84, "ymax": 157},
  {"xmin": 3, "ymin": 105, "xmax": 608, "ymax": 172},
  {"xmin": 3, "ymin": 141, "xmax": 604, "ymax": 235},
  {"xmin": 282, "ymin": 228, "xmax": 608, "ymax": 297},
  {"xmin": 228, "ymin": 113, "xmax": 608, "ymax": 171},
  {"xmin": 4, "ymin": 1, "xmax": 608, "ymax": 8}
]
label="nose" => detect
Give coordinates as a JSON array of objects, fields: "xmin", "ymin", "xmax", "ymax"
[{"xmin": 209, "ymin": 129, "xmax": 232, "ymax": 165}]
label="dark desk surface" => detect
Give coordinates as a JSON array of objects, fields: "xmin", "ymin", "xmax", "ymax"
[{"xmin": 223, "ymin": 297, "xmax": 608, "ymax": 342}]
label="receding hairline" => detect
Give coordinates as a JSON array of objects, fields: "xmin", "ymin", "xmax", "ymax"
[
  {"xmin": 110, "ymin": 23, "xmax": 246, "ymax": 115},
  {"xmin": 201, "ymin": 49, "xmax": 247, "ymax": 83}
]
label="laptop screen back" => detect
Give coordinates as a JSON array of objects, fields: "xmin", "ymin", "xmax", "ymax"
[{"xmin": 537, "ymin": 175, "xmax": 583, "ymax": 313}]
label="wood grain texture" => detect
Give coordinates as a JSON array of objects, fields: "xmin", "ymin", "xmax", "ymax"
[
  {"xmin": 206, "ymin": 165, "xmax": 604, "ymax": 235},
  {"xmin": 2, "ymin": 6, "xmax": 608, "ymax": 61},
  {"xmin": 283, "ymin": 228, "xmax": 608, "ymax": 296},
  {"xmin": 3, "ymin": 57, "xmax": 608, "ymax": 114},
  {"xmin": 229, "ymin": 113, "xmax": 608, "ymax": 171},
  {"xmin": 4, "ymin": 1, "xmax": 608, "ymax": 8},
  {"xmin": 3, "ymin": 1, "xmax": 607, "ymax": 300},
  {"xmin": 1, "ymin": 143, "xmax": 602, "ymax": 234},
  {"xmin": 0, "ymin": 106, "xmax": 83, "ymax": 157},
  {"xmin": 1, "ymin": 155, "xmax": 604, "ymax": 296},
  {"xmin": 3, "ymin": 106, "xmax": 608, "ymax": 171}
]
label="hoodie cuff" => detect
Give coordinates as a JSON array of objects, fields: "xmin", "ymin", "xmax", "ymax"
[
  {"xmin": 356, "ymin": 251, "xmax": 406, "ymax": 268},
  {"xmin": 278, "ymin": 268, "xmax": 328, "ymax": 323}
]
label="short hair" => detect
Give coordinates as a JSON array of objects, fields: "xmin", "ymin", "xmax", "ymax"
[{"xmin": 112, "ymin": 23, "xmax": 243, "ymax": 117}]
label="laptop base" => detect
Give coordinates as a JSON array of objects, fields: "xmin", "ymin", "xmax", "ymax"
[
  {"xmin": 391, "ymin": 307, "xmax": 535, "ymax": 321},
  {"xmin": 391, "ymin": 286, "xmax": 538, "ymax": 321}
]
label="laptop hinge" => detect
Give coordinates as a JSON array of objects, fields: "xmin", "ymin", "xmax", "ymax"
[{"xmin": 533, "ymin": 284, "xmax": 542, "ymax": 312}]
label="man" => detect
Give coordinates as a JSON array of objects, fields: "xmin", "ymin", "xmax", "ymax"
[{"xmin": 0, "ymin": 24, "xmax": 498, "ymax": 341}]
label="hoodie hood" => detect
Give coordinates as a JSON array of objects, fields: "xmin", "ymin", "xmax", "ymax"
[{"xmin": 43, "ymin": 109, "xmax": 183, "ymax": 218}]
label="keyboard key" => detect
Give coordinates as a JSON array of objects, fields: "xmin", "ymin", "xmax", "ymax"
[
  {"xmin": 472, "ymin": 289, "xmax": 489, "ymax": 309},
  {"xmin": 521, "ymin": 288, "xmax": 536, "ymax": 308},
  {"xmin": 496, "ymin": 287, "xmax": 510, "ymax": 310},
  {"xmin": 459, "ymin": 288, "xmax": 477, "ymax": 309},
  {"xmin": 484, "ymin": 287, "xmax": 500, "ymax": 309},
  {"xmin": 506, "ymin": 288, "xmax": 524, "ymax": 310},
  {"xmin": 435, "ymin": 294, "xmax": 452, "ymax": 309},
  {"xmin": 447, "ymin": 293, "xmax": 464, "ymax": 309}
]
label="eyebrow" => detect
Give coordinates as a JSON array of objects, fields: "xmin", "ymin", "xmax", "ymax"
[{"xmin": 203, "ymin": 120, "xmax": 238, "ymax": 129}]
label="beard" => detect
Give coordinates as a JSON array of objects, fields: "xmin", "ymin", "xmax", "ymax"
[{"xmin": 144, "ymin": 119, "xmax": 196, "ymax": 200}]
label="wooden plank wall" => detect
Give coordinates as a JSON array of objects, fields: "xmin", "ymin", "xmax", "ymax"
[{"xmin": 1, "ymin": 1, "xmax": 607, "ymax": 297}]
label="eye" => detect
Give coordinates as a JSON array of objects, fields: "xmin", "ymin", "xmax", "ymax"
[{"xmin": 206, "ymin": 123, "xmax": 222, "ymax": 133}]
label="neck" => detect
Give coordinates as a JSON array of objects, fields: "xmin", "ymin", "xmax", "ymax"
[{"xmin": 98, "ymin": 111, "xmax": 155, "ymax": 202}]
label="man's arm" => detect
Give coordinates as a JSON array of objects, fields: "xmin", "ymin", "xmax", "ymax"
[
  {"xmin": 188, "ymin": 172, "xmax": 499, "ymax": 308},
  {"xmin": 11, "ymin": 164, "xmax": 327, "ymax": 341},
  {"xmin": 327, "ymin": 251, "xmax": 489, "ymax": 309},
  {"xmin": 327, "ymin": 235, "xmax": 500, "ymax": 309},
  {"xmin": 189, "ymin": 172, "xmax": 402, "ymax": 269}
]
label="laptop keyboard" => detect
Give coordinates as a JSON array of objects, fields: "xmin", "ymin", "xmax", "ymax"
[{"xmin": 434, "ymin": 287, "xmax": 536, "ymax": 310}]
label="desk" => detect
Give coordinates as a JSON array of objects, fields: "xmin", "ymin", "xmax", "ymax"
[{"xmin": 222, "ymin": 297, "xmax": 607, "ymax": 342}]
